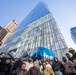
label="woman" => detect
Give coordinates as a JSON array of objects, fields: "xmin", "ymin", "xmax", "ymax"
[{"xmin": 53, "ymin": 57, "xmax": 66, "ymax": 75}]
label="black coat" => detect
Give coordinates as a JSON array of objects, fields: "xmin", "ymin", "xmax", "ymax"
[
  {"xmin": 72, "ymin": 53, "xmax": 76, "ymax": 61},
  {"xmin": 13, "ymin": 60, "xmax": 23, "ymax": 70},
  {"xmin": 28, "ymin": 67, "xmax": 40, "ymax": 75},
  {"xmin": 53, "ymin": 61, "xmax": 66, "ymax": 75},
  {"xmin": 0, "ymin": 62, "xmax": 11, "ymax": 75}
]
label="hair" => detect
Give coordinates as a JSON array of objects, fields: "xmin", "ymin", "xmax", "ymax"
[
  {"xmin": 62, "ymin": 56, "xmax": 67, "ymax": 62},
  {"xmin": 1, "ymin": 52, "xmax": 6, "ymax": 55},
  {"xmin": 42, "ymin": 61, "xmax": 46, "ymax": 65},
  {"xmin": 22, "ymin": 63, "xmax": 26, "ymax": 66},
  {"xmin": 45, "ymin": 60, "xmax": 49, "ymax": 62},
  {"xmin": 54, "ymin": 57, "xmax": 58, "ymax": 61},
  {"xmin": 66, "ymin": 53, "xmax": 69, "ymax": 55},
  {"xmin": 6, "ymin": 58, "xmax": 11, "ymax": 61}
]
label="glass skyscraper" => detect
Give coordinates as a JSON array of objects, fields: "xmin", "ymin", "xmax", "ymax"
[
  {"xmin": 70, "ymin": 27, "xmax": 76, "ymax": 44},
  {"xmin": 0, "ymin": 2, "xmax": 68, "ymax": 60}
]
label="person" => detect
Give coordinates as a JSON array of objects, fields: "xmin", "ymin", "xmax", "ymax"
[
  {"xmin": 13, "ymin": 57, "xmax": 23, "ymax": 70},
  {"xmin": 45, "ymin": 60, "xmax": 52, "ymax": 68},
  {"xmin": 49, "ymin": 60, "xmax": 54, "ymax": 70},
  {"xmin": 36, "ymin": 59, "xmax": 40, "ymax": 69},
  {"xmin": 53, "ymin": 57, "xmax": 65, "ymax": 75},
  {"xmin": 71, "ymin": 51, "xmax": 76, "ymax": 64},
  {"xmin": 0, "ymin": 58, "xmax": 11, "ymax": 75},
  {"xmin": 0, "ymin": 52, "xmax": 6, "ymax": 63},
  {"xmin": 6, "ymin": 58, "xmax": 14, "ymax": 75},
  {"xmin": 25, "ymin": 59, "xmax": 33, "ymax": 70},
  {"xmin": 62, "ymin": 56, "xmax": 76, "ymax": 75},
  {"xmin": 28, "ymin": 61, "xmax": 40, "ymax": 75},
  {"xmin": 12, "ymin": 63, "xmax": 27, "ymax": 75},
  {"xmin": 69, "ymin": 48, "xmax": 76, "ymax": 63},
  {"xmin": 69, "ymin": 48, "xmax": 76, "ymax": 70},
  {"xmin": 65, "ymin": 53, "xmax": 73, "ymax": 62},
  {"xmin": 1, "ymin": 52, "xmax": 6, "ymax": 58},
  {"xmin": 41, "ymin": 62, "xmax": 55, "ymax": 75},
  {"xmin": 40, "ymin": 60, "xmax": 52, "ymax": 72}
]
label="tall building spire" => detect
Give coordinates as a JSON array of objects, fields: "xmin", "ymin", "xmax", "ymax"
[{"xmin": 15, "ymin": 2, "xmax": 50, "ymax": 31}]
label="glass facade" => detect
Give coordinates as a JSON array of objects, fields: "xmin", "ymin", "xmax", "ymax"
[
  {"xmin": 0, "ymin": 2, "xmax": 68, "ymax": 60},
  {"xmin": 70, "ymin": 27, "xmax": 76, "ymax": 44}
]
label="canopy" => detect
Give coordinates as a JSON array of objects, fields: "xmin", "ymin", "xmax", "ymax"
[{"xmin": 29, "ymin": 47, "xmax": 54, "ymax": 60}]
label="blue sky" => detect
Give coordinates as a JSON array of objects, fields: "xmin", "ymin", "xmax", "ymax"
[{"xmin": 0, "ymin": 0, "xmax": 76, "ymax": 49}]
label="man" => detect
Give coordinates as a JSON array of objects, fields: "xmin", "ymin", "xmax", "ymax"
[
  {"xmin": 28, "ymin": 61, "xmax": 40, "ymax": 75},
  {"xmin": 0, "ymin": 52, "xmax": 6, "ymax": 63},
  {"xmin": 12, "ymin": 63, "xmax": 27, "ymax": 75},
  {"xmin": 69, "ymin": 48, "xmax": 76, "ymax": 64},
  {"xmin": 45, "ymin": 60, "xmax": 52, "ymax": 68},
  {"xmin": 49, "ymin": 60, "xmax": 54, "ymax": 70},
  {"xmin": 36, "ymin": 59, "xmax": 40, "ymax": 69},
  {"xmin": 13, "ymin": 57, "xmax": 23, "ymax": 70},
  {"xmin": 41, "ymin": 62, "xmax": 55, "ymax": 75},
  {"xmin": 25, "ymin": 59, "xmax": 33, "ymax": 70},
  {"xmin": 0, "ymin": 58, "xmax": 11, "ymax": 75}
]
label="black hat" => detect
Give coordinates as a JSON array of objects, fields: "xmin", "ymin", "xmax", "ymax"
[{"xmin": 69, "ymin": 50, "xmax": 75, "ymax": 54}]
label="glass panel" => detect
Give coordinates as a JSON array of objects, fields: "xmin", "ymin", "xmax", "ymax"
[
  {"xmin": 52, "ymin": 50, "xmax": 57, "ymax": 57},
  {"xmin": 56, "ymin": 50, "xmax": 63, "ymax": 61},
  {"xmin": 51, "ymin": 42, "xmax": 56, "ymax": 51},
  {"xmin": 55, "ymin": 42, "xmax": 60, "ymax": 50}
]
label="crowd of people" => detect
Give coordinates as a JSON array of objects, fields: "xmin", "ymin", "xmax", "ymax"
[{"xmin": 0, "ymin": 48, "xmax": 76, "ymax": 75}]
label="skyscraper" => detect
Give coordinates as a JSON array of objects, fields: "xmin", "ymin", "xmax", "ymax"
[
  {"xmin": 0, "ymin": 20, "xmax": 18, "ymax": 45},
  {"xmin": 0, "ymin": 28, "xmax": 7, "ymax": 45},
  {"xmin": 0, "ymin": 26, "xmax": 2, "ymax": 31},
  {"xmin": 0, "ymin": 2, "xmax": 68, "ymax": 60},
  {"xmin": 70, "ymin": 27, "xmax": 76, "ymax": 44}
]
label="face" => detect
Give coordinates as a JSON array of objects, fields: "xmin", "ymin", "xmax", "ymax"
[
  {"xmin": 21, "ymin": 64, "xmax": 26, "ymax": 70},
  {"xmin": 14, "ymin": 58, "xmax": 19, "ymax": 62},
  {"xmin": 66, "ymin": 54, "xmax": 70, "ymax": 58},
  {"xmin": 62, "ymin": 57, "xmax": 67, "ymax": 62},
  {"xmin": 1, "ymin": 53, "xmax": 5, "ymax": 57},
  {"xmin": 50, "ymin": 61, "xmax": 52, "ymax": 65},
  {"xmin": 54, "ymin": 57, "xmax": 58, "ymax": 62},
  {"xmin": 6, "ymin": 59, "xmax": 11, "ymax": 64},
  {"xmin": 36, "ymin": 60, "xmax": 39, "ymax": 64},
  {"xmin": 33, "ymin": 62, "xmax": 37, "ymax": 67},
  {"xmin": 29, "ymin": 58, "xmax": 33, "ymax": 62},
  {"xmin": 45, "ymin": 61, "xmax": 49, "ymax": 64},
  {"xmin": 20, "ymin": 58, "xmax": 24, "ymax": 61},
  {"xmin": 42, "ymin": 62, "xmax": 46, "ymax": 69}
]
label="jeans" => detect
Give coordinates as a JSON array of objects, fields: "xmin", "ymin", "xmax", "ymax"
[{"xmin": 55, "ymin": 71, "xmax": 63, "ymax": 75}]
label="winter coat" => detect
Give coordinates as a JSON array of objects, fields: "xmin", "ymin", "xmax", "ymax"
[
  {"xmin": 53, "ymin": 61, "xmax": 66, "ymax": 75},
  {"xmin": 63, "ymin": 60, "xmax": 76, "ymax": 74},
  {"xmin": 41, "ymin": 67, "xmax": 55, "ymax": 75},
  {"xmin": 0, "ymin": 62, "xmax": 11, "ymax": 75},
  {"xmin": 28, "ymin": 67, "xmax": 40, "ymax": 75},
  {"xmin": 13, "ymin": 60, "xmax": 23, "ymax": 70},
  {"xmin": 12, "ymin": 68, "xmax": 27, "ymax": 75},
  {"xmin": 53, "ymin": 61, "xmax": 65, "ymax": 71}
]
